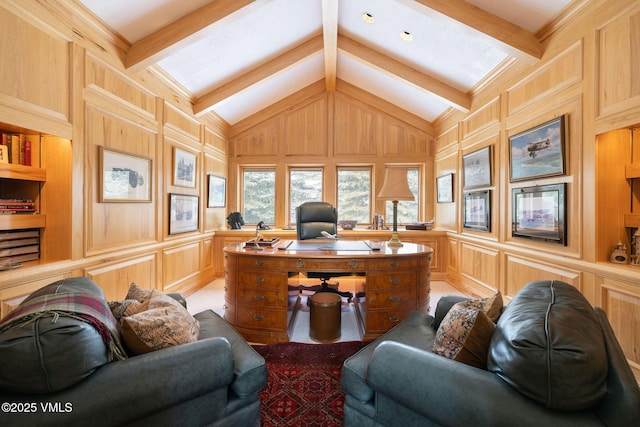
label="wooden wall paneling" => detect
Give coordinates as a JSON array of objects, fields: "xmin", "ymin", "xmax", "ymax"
[
  {"xmin": 231, "ymin": 118, "xmax": 281, "ymax": 157},
  {"xmin": 461, "ymin": 97, "xmax": 500, "ymax": 141},
  {"xmin": 85, "ymin": 104, "xmax": 158, "ymax": 255},
  {"xmin": 164, "ymin": 102, "xmax": 201, "ymax": 142},
  {"xmin": 458, "ymin": 241, "xmax": 500, "ymax": 297},
  {"xmin": 380, "ymin": 115, "xmax": 430, "ymax": 157},
  {"xmin": 504, "ymin": 253, "xmax": 581, "ymax": 301},
  {"xmin": 162, "ymin": 241, "xmax": 201, "ymax": 293},
  {"xmin": 283, "ymin": 96, "xmax": 328, "ymax": 157},
  {"xmin": 435, "ymin": 144, "xmax": 458, "ymax": 232},
  {"xmin": 333, "ymin": 93, "xmax": 377, "ymax": 156},
  {"xmin": 85, "ymin": 254, "xmax": 157, "ymax": 301},
  {"xmin": 204, "ymin": 125, "xmax": 227, "ymax": 152},
  {"xmin": 446, "ymin": 237, "xmax": 458, "ymax": 273},
  {"xmin": 435, "ymin": 123, "xmax": 459, "ymax": 153},
  {"xmin": 201, "ymin": 237, "xmax": 214, "ymax": 272},
  {"xmin": 203, "ymin": 147, "xmax": 227, "ymax": 232}
]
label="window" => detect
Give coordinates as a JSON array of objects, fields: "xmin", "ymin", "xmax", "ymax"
[
  {"xmin": 242, "ymin": 168, "xmax": 275, "ymax": 224},
  {"xmin": 337, "ymin": 167, "xmax": 371, "ymax": 223},
  {"xmin": 385, "ymin": 167, "xmax": 420, "ymax": 223},
  {"xmin": 289, "ymin": 168, "xmax": 323, "ymax": 224}
]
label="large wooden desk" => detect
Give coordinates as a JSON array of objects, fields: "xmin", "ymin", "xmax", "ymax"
[{"xmin": 223, "ymin": 240, "xmax": 433, "ymax": 343}]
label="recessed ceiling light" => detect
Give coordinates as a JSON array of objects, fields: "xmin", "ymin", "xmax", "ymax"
[
  {"xmin": 362, "ymin": 12, "xmax": 374, "ymax": 24},
  {"xmin": 400, "ymin": 31, "xmax": 413, "ymax": 42}
]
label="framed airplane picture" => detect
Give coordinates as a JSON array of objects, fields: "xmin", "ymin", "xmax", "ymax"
[{"xmin": 509, "ymin": 115, "xmax": 566, "ymax": 182}]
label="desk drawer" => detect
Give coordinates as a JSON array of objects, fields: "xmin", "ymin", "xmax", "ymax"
[
  {"xmin": 237, "ymin": 306, "xmax": 287, "ymax": 330},
  {"xmin": 237, "ymin": 287, "xmax": 288, "ymax": 308},
  {"xmin": 289, "ymin": 258, "xmax": 366, "ymax": 272},
  {"xmin": 366, "ymin": 289, "xmax": 416, "ymax": 310},
  {"xmin": 239, "ymin": 256, "xmax": 288, "ymax": 270},
  {"xmin": 368, "ymin": 257, "xmax": 417, "ymax": 271},
  {"xmin": 366, "ymin": 272, "xmax": 416, "ymax": 290},
  {"xmin": 365, "ymin": 309, "xmax": 412, "ymax": 333},
  {"xmin": 238, "ymin": 272, "xmax": 287, "ymax": 290}
]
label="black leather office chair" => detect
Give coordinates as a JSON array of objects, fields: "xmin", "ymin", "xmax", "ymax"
[{"xmin": 294, "ymin": 202, "xmax": 354, "ymax": 301}]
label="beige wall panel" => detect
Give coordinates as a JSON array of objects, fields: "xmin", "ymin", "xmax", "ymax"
[
  {"xmin": 0, "ymin": 273, "xmax": 71, "ymax": 318},
  {"xmin": 333, "ymin": 94, "xmax": 377, "ymax": 156},
  {"xmin": 86, "ymin": 55, "xmax": 156, "ymax": 117},
  {"xmin": 283, "ymin": 97, "xmax": 327, "ymax": 156},
  {"xmin": 436, "ymin": 124, "xmax": 459, "ymax": 153},
  {"xmin": 381, "ymin": 116, "xmax": 429, "ymax": 156},
  {"xmin": 461, "ymin": 97, "xmax": 500, "ymax": 140},
  {"xmin": 504, "ymin": 254, "xmax": 580, "ymax": 300},
  {"xmin": 508, "ymin": 43, "xmax": 582, "ymax": 115},
  {"xmin": 162, "ymin": 242, "xmax": 201, "ymax": 292},
  {"xmin": 447, "ymin": 238, "xmax": 458, "ymax": 272},
  {"xmin": 459, "ymin": 242, "xmax": 499, "ymax": 291},
  {"xmin": 85, "ymin": 254, "xmax": 157, "ymax": 301},
  {"xmin": 204, "ymin": 126, "xmax": 227, "ymax": 153},
  {"xmin": 600, "ymin": 278, "xmax": 640, "ymax": 381},
  {"xmin": 0, "ymin": 7, "xmax": 69, "ymax": 122},
  {"xmin": 202, "ymin": 237, "xmax": 214, "ymax": 271},
  {"xmin": 85, "ymin": 107, "xmax": 157, "ymax": 254},
  {"xmin": 164, "ymin": 102, "xmax": 200, "ymax": 142},
  {"xmin": 231, "ymin": 119, "xmax": 280, "ymax": 157},
  {"xmin": 597, "ymin": 7, "xmax": 640, "ymax": 118}
]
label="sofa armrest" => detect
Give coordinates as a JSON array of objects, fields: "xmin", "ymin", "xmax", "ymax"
[
  {"xmin": 1, "ymin": 337, "xmax": 235, "ymax": 427},
  {"xmin": 367, "ymin": 341, "xmax": 598, "ymax": 427}
]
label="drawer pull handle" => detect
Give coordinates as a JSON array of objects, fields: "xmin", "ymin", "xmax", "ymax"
[
  {"xmin": 255, "ymin": 260, "xmax": 264, "ymax": 266},
  {"xmin": 223, "ymin": 286, "xmax": 227, "ymax": 291},
  {"xmin": 296, "ymin": 260, "xmax": 305, "ymax": 268},
  {"xmin": 255, "ymin": 277, "xmax": 265, "ymax": 283},
  {"xmin": 253, "ymin": 295, "xmax": 265, "ymax": 301},
  {"xmin": 388, "ymin": 296, "xmax": 400, "ymax": 302},
  {"xmin": 390, "ymin": 261, "xmax": 399, "ymax": 267},
  {"xmin": 389, "ymin": 278, "xmax": 400, "ymax": 285},
  {"xmin": 389, "ymin": 316, "xmax": 400, "ymax": 323},
  {"xmin": 349, "ymin": 262, "xmax": 359, "ymax": 269},
  {"xmin": 253, "ymin": 314, "xmax": 264, "ymax": 321}
]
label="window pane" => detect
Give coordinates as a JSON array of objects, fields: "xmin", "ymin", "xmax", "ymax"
[
  {"xmin": 290, "ymin": 168, "xmax": 323, "ymax": 224},
  {"xmin": 243, "ymin": 169, "xmax": 275, "ymax": 224},
  {"xmin": 386, "ymin": 168, "xmax": 420, "ymax": 223},
  {"xmin": 337, "ymin": 168, "xmax": 371, "ymax": 223}
]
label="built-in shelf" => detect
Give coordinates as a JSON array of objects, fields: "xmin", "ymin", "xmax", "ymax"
[
  {"xmin": 626, "ymin": 163, "xmax": 640, "ymax": 179},
  {"xmin": 625, "ymin": 213, "xmax": 640, "ymax": 228},
  {"xmin": 0, "ymin": 214, "xmax": 46, "ymax": 229},
  {"xmin": 0, "ymin": 163, "xmax": 46, "ymax": 181}
]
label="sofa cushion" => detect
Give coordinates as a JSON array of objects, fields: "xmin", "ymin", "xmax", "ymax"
[
  {"xmin": 487, "ymin": 280, "xmax": 608, "ymax": 411},
  {"xmin": 120, "ymin": 290, "xmax": 200, "ymax": 355},
  {"xmin": 0, "ymin": 277, "xmax": 125, "ymax": 394},
  {"xmin": 432, "ymin": 300, "xmax": 496, "ymax": 369}
]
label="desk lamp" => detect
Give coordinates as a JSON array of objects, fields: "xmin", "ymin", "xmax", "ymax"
[{"xmin": 377, "ymin": 168, "xmax": 415, "ymax": 247}]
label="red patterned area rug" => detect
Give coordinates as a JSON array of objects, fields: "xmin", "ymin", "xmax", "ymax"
[{"xmin": 252, "ymin": 341, "xmax": 367, "ymax": 427}]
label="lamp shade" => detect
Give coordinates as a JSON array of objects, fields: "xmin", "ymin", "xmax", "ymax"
[{"xmin": 377, "ymin": 168, "xmax": 415, "ymax": 201}]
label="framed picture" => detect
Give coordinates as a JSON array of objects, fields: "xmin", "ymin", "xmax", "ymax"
[
  {"xmin": 512, "ymin": 183, "xmax": 566, "ymax": 245},
  {"xmin": 173, "ymin": 147, "xmax": 197, "ymax": 188},
  {"xmin": 436, "ymin": 173, "xmax": 454, "ymax": 203},
  {"xmin": 99, "ymin": 147, "xmax": 152, "ymax": 202},
  {"xmin": 509, "ymin": 115, "xmax": 566, "ymax": 182},
  {"xmin": 169, "ymin": 193, "xmax": 199, "ymax": 234},
  {"xmin": 463, "ymin": 146, "xmax": 492, "ymax": 189},
  {"xmin": 463, "ymin": 190, "xmax": 491, "ymax": 232},
  {"xmin": 207, "ymin": 175, "xmax": 226, "ymax": 208}
]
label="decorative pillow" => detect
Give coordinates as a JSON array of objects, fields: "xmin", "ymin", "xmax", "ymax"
[
  {"xmin": 125, "ymin": 282, "xmax": 152, "ymax": 302},
  {"xmin": 487, "ymin": 280, "xmax": 608, "ymax": 411},
  {"xmin": 464, "ymin": 291, "xmax": 503, "ymax": 322},
  {"xmin": 120, "ymin": 290, "xmax": 200, "ymax": 355},
  {"xmin": 432, "ymin": 300, "xmax": 497, "ymax": 369}
]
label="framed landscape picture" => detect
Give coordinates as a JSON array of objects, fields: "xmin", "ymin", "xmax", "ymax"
[
  {"xmin": 169, "ymin": 193, "xmax": 199, "ymax": 234},
  {"xmin": 100, "ymin": 147, "xmax": 152, "ymax": 202},
  {"xmin": 208, "ymin": 175, "xmax": 226, "ymax": 208},
  {"xmin": 509, "ymin": 115, "xmax": 566, "ymax": 182},
  {"xmin": 436, "ymin": 173, "xmax": 454, "ymax": 203},
  {"xmin": 463, "ymin": 146, "xmax": 492, "ymax": 189},
  {"xmin": 463, "ymin": 190, "xmax": 491, "ymax": 232},
  {"xmin": 512, "ymin": 183, "xmax": 566, "ymax": 245},
  {"xmin": 173, "ymin": 147, "xmax": 197, "ymax": 188}
]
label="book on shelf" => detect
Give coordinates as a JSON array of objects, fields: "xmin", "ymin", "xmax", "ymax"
[
  {"xmin": 0, "ymin": 132, "xmax": 34, "ymax": 166},
  {"xmin": 0, "ymin": 199, "xmax": 37, "ymax": 214},
  {"xmin": 0, "ymin": 252, "xmax": 40, "ymax": 265},
  {"xmin": 0, "ymin": 244, "xmax": 39, "ymax": 258}
]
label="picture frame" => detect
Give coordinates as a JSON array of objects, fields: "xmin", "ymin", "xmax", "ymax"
[
  {"xmin": 207, "ymin": 175, "xmax": 226, "ymax": 208},
  {"xmin": 99, "ymin": 147, "xmax": 152, "ymax": 202},
  {"xmin": 512, "ymin": 183, "xmax": 566, "ymax": 245},
  {"xmin": 462, "ymin": 146, "xmax": 492, "ymax": 189},
  {"xmin": 436, "ymin": 173, "xmax": 454, "ymax": 203},
  {"xmin": 463, "ymin": 190, "xmax": 491, "ymax": 232},
  {"xmin": 169, "ymin": 193, "xmax": 199, "ymax": 234},
  {"xmin": 509, "ymin": 115, "xmax": 566, "ymax": 182},
  {"xmin": 173, "ymin": 147, "xmax": 197, "ymax": 188}
]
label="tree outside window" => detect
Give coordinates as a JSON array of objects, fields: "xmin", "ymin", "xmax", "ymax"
[
  {"xmin": 289, "ymin": 168, "xmax": 323, "ymax": 224},
  {"xmin": 243, "ymin": 168, "xmax": 275, "ymax": 224},
  {"xmin": 337, "ymin": 167, "xmax": 371, "ymax": 223}
]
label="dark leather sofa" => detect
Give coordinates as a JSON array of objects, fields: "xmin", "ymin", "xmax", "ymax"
[
  {"xmin": 341, "ymin": 280, "xmax": 640, "ymax": 426},
  {"xmin": 0, "ymin": 277, "xmax": 268, "ymax": 427}
]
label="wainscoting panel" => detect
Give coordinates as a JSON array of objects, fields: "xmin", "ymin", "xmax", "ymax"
[
  {"xmin": 504, "ymin": 253, "xmax": 581, "ymax": 300},
  {"xmin": 85, "ymin": 254, "xmax": 157, "ymax": 301}
]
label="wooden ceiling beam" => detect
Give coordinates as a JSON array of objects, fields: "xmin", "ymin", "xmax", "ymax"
[
  {"xmin": 124, "ymin": 0, "xmax": 257, "ymax": 72},
  {"xmin": 194, "ymin": 35, "xmax": 324, "ymax": 116},
  {"xmin": 409, "ymin": 0, "xmax": 542, "ymax": 62},
  {"xmin": 322, "ymin": 0, "xmax": 339, "ymax": 91},
  {"xmin": 338, "ymin": 35, "xmax": 471, "ymax": 112}
]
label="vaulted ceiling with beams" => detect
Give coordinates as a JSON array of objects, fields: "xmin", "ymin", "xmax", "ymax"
[{"xmin": 77, "ymin": 0, "xmax": 574, "ymax": 126}]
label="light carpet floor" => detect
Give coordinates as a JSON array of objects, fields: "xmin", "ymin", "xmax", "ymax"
[{"xmin": 186, "ymin": 279, "xmax": 466, "ymax": 344}]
